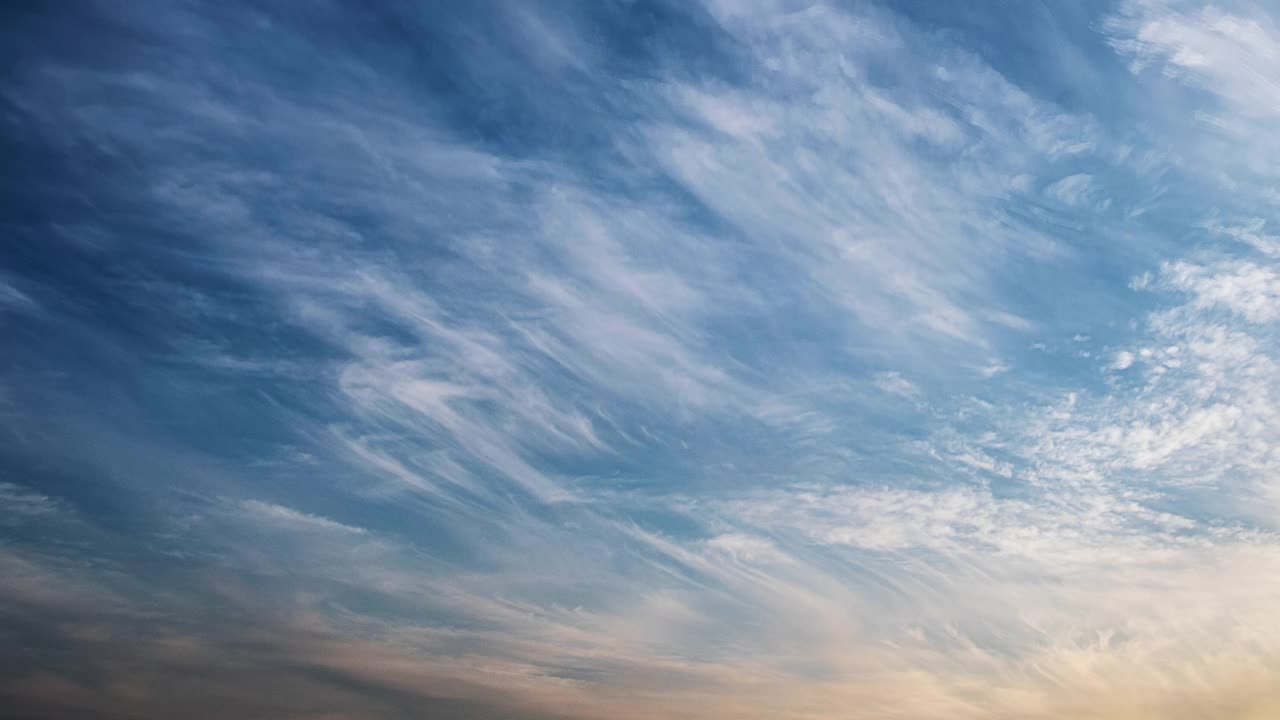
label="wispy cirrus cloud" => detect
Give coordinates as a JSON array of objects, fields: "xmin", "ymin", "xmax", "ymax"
[{"xmin": 3, "ymin": 1, "xmax": 1280, "ymax": 718}]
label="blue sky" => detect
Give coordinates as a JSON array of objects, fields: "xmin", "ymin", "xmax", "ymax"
[{"xmin": 3, "ymin": 1, "xmax": 1280, "ymax": 718}]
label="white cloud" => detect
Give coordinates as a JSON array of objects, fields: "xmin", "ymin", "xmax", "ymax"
[
  {"xmin": 9, "ymin": 2, "xmax": 1280, "ymax": 719},
  {"xmin": 1106, "ymin": 0, "xmax": 1280, "ymax": 208},
  {"xmin": 237, "ymin": 499, "xmax": 368, "ymax": 535},
  {"xmin": 0, "ymin": 278, "xmax": 37, "ymax": 313},
  {"xmin": 1209, "ymin": 219, "xmax": 1280, "ymax": 257},
  {"xmin": 1107, "ymin": 2, "xmax": 1280, "ymax": 117},
  {"xmin": 1044, "ymin": 172, "xmax": 1103, "ymax": 208},
  {"xmin": 0, "ymin": 482, "xmax": 63, "ymax": 524},
  {"xmin": 873, "ymin": 371, "xmax": 921, "ymax": 398},
  {"xmin": 978, "ymin": 362, "xmax": 1010, "ymax": 378},
  {"xmin": 1160, "ymin": 259, "xmax": 1280, "ymax": 323},
  {"xmin": 651, "ymin": 1, "xmax": 1087, "ymax": 351}
]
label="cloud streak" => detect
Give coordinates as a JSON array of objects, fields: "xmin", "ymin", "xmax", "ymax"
[{"xmin": 3, "ymin": 0, "xmax": 1280, "ymax": 718}]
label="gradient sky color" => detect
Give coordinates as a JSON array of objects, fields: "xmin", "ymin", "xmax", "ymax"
[{"xmin": 4, "ymin": 1, "xmax": 1280, "ymax": 718}]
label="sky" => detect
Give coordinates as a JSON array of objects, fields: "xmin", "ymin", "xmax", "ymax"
[{"xmin": 3, "ymin": 1, "xmax": 1280, "ymax": 718}]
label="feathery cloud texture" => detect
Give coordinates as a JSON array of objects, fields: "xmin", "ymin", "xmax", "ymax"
[{"xmin": 3, "ymin": 1, "xmax": 1280, "ymax": 718}]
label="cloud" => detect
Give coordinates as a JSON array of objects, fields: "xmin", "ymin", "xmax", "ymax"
[
  {"xmin": 1044, "ymin": 172, "xmax": 1103, "ymax": 208},
  {"xmin": 1105, "ymin": 0, "xmax": 1280, "ymax": 208},
  {"xmin": 873, "ymin": 371, "xmax": 921, "ymax": 399},
  {"xmin": 4, "ymin": 1, "xmax": 1280, "ymax": 719},
  {"xmin": 1106, "ymin": 2, "xmax": 1280, "ymax": 115},
  {"xmin": 1209, "ymin": 218, "xmax": 1280, "ymax": 257},
  {"xmin": 236, "ymin": 499, "xmax": 368, "ymax": 536},
  {"xmin": 0, "ymin": 482, "xmax": 62, "ymax": 522},
  {"xmin": 651, "ymin": 2, "xmax": 1086, "ymax": 350},
  {"xmin": 0, "ymin": 279, "xmax": 37, "ymax": 313}
]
